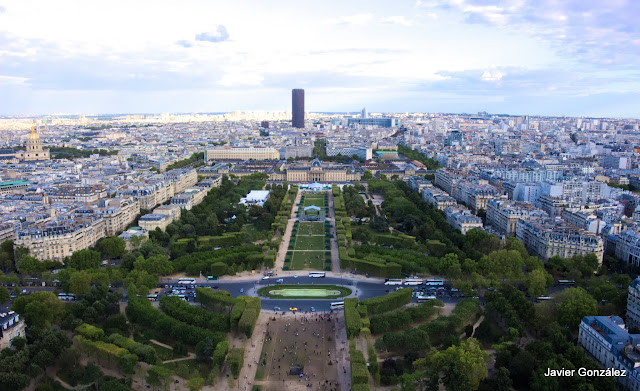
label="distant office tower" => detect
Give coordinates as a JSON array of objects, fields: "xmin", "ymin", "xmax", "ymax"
[
  {"xmin": 292, "ymin": 89, "xmax": 305, "ymax": 129},
  {"xmin": 361, "ymin": 108, "xmax": 368, "ymax": 119},
  {"xmin": 260, "ymin": 120, "xmax": 270, "ymax": 129}
]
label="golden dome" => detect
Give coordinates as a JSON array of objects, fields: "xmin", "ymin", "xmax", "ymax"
[{"xmin": 27, "ymin": 126, "xmax": 39, "ymax": 141}]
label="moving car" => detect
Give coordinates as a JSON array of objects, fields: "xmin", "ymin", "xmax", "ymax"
[
  {"xmin": 262, "ymin": 276, "xmax": 270, "ymax": 280},
  {"xmin": 289, "ymin": 307, "xmax": 298, "ymax": 311},
  {"xmin": 240, "ymin": 288, "xmax": 244, "ymax": 293},
  {"xmin": 310, "ymin": 307, "xmax": 316, "ymax": 312},
  {"xmin": 274, "ymin": 306, "xmax": 281, "ymax": 311}
]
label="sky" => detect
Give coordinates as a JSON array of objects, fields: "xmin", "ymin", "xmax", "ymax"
[{"xmin": 0, "ymin": 0, "xmax": 639, "ymax": 117}]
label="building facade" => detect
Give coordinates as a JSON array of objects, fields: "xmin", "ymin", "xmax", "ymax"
[
  {"xmin": 515, "ymin": 216, "xmax": 604, "ymax": 262},
  {"xmin": 292, "ymin": 89, "xmax": 305, "ymax": 129},
  {"xmin": 205, "ymin": 147, "xmax": 280, "ymax": 162}
]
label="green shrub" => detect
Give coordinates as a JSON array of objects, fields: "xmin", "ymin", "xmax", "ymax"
[
  {"xmin": 213, "ymin": 340, "xmax": 229, "ymax": 367},
  {"xmin": 75, "ymin": 323, "xmax": 104, "ymax": 341},
  {"xmin": 360, "ymin": 288, "xmax": 412, "ymax": 315}
]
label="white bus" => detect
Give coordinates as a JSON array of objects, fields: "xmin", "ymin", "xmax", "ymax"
[
  {"xmin": 330, "ymin": 301, "xmax": 344, "ymax": 310},
  {"xmin": 424, "ymin": 279, "xmax": 445, "ymax": 287},
  {"xmin": 58, "ymin": 293, "xmax": 76, "ymax": 301},
  {"xmin": 404, "ymin": 278, "xmax": 423, "ymax": 286},
  {"xmin": 308, "ymin": 272, "xmax": 326, "ymax": 278},
  {"xmin": 557, "ymin": 279, "xmax": 576, "ymax": 285},
  {"xmin": 178, "ymin": 278, "xmax": 196, "ymax": 285},
  {"xmin": 384, "ymin": 279, "xmax": 403, "ymax": 286},
  {"xmin": 536, "ymin": 296, "xmax": 553, "ymax": 301},
  {"xmin": 417, "ymin": 295, "xmax": 437, "ymax": 303},
  {"xmin": 147, "ymin": 294, "xmax": 159, "ymax": 301}
]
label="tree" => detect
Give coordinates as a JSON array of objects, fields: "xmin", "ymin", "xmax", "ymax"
[
  {"xmin": 370, "ymin": 216, "xmax": 389, "ymax": 233},
  {"xmin": 195, "ymin": 337, "xmax": 214, "ymax": 363},
  {"xmin": 362, "ymin": 170, "xmax": 373, "ymax": 181},
  {"xmin": 12, "ymin": 291, "xmax": 63, "ymax": 328},
  {"xmin": 186, "ymin": 377, "xmax": 205, "ymax": 391},
  {"xmin": 96, "ymin": 237, "xmax": 126, "ymax": 259},
  {"xmin": 0, "ymin": 286, "xmax": 9, "ymax": 303},
  {"xmin": 431, "ymin": 339, "xmax": 488, "ymax": 390},
  {"xmin": 146, "ymin": 366, "xmax": 173, "ymax": 390},
  {"xmin": 70, "ymin": 270, "xmax": 92, "ymax": 296},
  {"xmin": 555, "ymin": 287, "xmax": 598, "ymax": 329},
  {"xmin": 24, "ymin": 300, "xmax": 53, "ymax": 329},
  {"xmin": 17, "ymin": 255, "xmax": 46, "ymax": 274},
  {"xmin": 527, "ymin": 269, "xmax": 549, "ymax": 298},
  {"xmin": 67, "ymin": 249, "xmax": 101, "ymax": 270},
  {"xmin": 134, "ymin": 254, "xmax": 173, "ymax": 275}
]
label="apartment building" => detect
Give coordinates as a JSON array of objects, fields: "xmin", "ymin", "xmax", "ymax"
[
  {"xmin": 537, "ymin": 195, "xmax": 568, "ymax": 218},
  {"xmin": 434, "ymin": 168, "xmax": 459, "ymax": 196},
  {"xmin": 170, "ymin": 188, "xmax": 206, "ymax": 210},
  {"xmin": 165, "ymin": 168, "xmax": 198, "ymax": 194},
  {"xmin": 444, "ymin": 205, "xmax": 483, "ymax": 234},
  {"xmin": 515, "ymin": 216, "xmax": 604, "ymax": 262},
  {"xmin": 486, "ymin": 199, "xmax": 547, "ymax": 237},
  {"xmin": 615, "ymin": 229, "xmax": 640, "ymax": 267},
  {"xmin": 578, "ymin": 315, "xmax": 640, "ymax": 391},
  {"xmin": 46, "ymin": 185, "xmax": 108, "ymax": 204},
  {"xmin": 562, "ymin": 209, "xmax": 602, "ymax": 234},
  {"xmin": 138, "ymin": 204, "xmax": 182, "ymax": 232},
  {"xmin": 205, "ymin": 147, "xmax": 280, "ymax": 162},
  {"xmin": 422, "ymin": 185, "xmax": 457, "ymax": 211},
  {"xmin": 98, "ymin": 197, "xmax": 140, "ymax": 236},
  {"xmin": 14, "ymin": 215, "xmax": 107, "ymax": 260},
  {"xmin": 627, "ymin": 278, "xmax": 640, "ymax": 332},
  {"xmin": 0, "ymin": 311, "xmax": 26, "ymax": 350}
]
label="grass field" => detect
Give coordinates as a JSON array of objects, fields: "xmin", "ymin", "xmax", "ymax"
[
  {"xmin": 297, "ymin": 222, "xmax": 325, "ymax": 235},
  {"xmin": 258, "ymin": 284, "xmax": 352, "ymax": 298},
  {"xmin": 291, "ymin": 251, "xmax": 326, "ymax": 270},
  {"xmin": 302, "ymin": 194, "xmax": 327, "ymax": 208},
  {"xmin": 294, "ymin": 235, "xmax": 326, "ymax": 251}
]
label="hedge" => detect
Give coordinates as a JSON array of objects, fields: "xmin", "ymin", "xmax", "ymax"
[
  {"xmin": 352, "ymin": 385, "xmax": 371, "ymax": 391},
  {"xmin": 160, "ymin": 295, "xmax": 230, "ymax": 332},
  {"xmin": 372, "ymin": 233, "xmax": 416, "ymax": 249},
  {"xmin": 237, "ymin": 297, "xmax": 261, "ymax": 337},
  {"xmin": 196, "ymin": 288, "xmax": 237, "ymax": 312},
  {"xmin": 213, "ymin": 340, "xmax": 229, "ymax": 368},
  {"xmin": 126, "ymin": 297, "xmax": 225, "ymax": 347},
  {"xmin": 75, "ymin": 335, "xmax": 137, "ymax": 374},
  {"xmin": 351, "ymin": 363, "xmax": 370, "ymax": 385},
  {"xmin": 344, "ymin": 298, "xmax": 360, "ymax": 338},
  {"xmin": 75, "ymin": 323, "xmax": 104, "ymax": 341},
  {"xmin": 368, "ymin": 343, "xmax": 380, "ymax": 385},
  {"xmin": 226, "ymin": 347, "xmax": 244, "ymax": 377},
  {"xmin": 198, "ymin": 232, "xmax": 245, "ymax": 248},
  {"xmin": 108, "ymin": 333, "xmax": 159, "ymax": 364},
  {"xmin": 360, "ymin": 288, "xmax": 412, "ymax": 315},
  {"xmin": 369, "ymin": 300, "xmax": 443, "ymax": 334},
  {"xmin": 230, "ymin": 300, "xmax": 246, "ymax": 330}
]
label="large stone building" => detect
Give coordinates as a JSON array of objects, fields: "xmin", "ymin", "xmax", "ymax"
[
  {"xmin": 578, "ymin": 315, "xmax": 640, "ymax": 391},
  {"xmin": 486, "ymin": 199, "xmax": 547, "ymax": 237},
  {"xmin": 17, "ymin": 126, "xmax": 50, "ymax": 161},
  {"xmin": 0, "ymin": 311, "xmax": 26, "ymax": 350},
  {"xmin": 205, "ymin": 147, "xmax": 280, "ymax": 162},
  {"xmin": 515, "ymin": 216, "xmax": 604, "ymax": 262},
  {"xmin": 15, "ymin": 215, "xmax": 107, "ymax": 261},
  {"xmin": 627, "ymin": 277, "xmax": 640, "ymax": 332},
  {"xmin": 285, "ymin": 159, "xmax": 356, "ymax": 183}
]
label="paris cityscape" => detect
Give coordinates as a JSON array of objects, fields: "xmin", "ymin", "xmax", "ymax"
[{"xmin": 1, "ymin": 1, "xmax": 640, "ymax": 391}]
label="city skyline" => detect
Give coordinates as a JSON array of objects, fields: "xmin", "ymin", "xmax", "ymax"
[{"xmin": 0, "ymin": 1, "xmax": 639, "ymax": 117}]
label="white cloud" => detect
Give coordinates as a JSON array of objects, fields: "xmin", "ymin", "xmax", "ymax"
[
  {"xmin": 381, "ymin": 16, "xmax": 414, "ymax": 26},
  {"xmin": 481, "ymin": 70, "xmax": 504, "ymax": 82},
  {"xmin": 330, "ymin": 13, "xmax": 374, "ymax": 26}
]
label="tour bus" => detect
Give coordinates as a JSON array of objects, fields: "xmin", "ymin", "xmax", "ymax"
[
  {"xmin": 57, "ymin": 293, "xmax": 76, "ymax": 301},
  {"xmin": 417, "ymin": 295, "xmax": 437, "ymax": 303},
  {"xmin": 178, "ymin": 278, "xmax": 196, "ymax": 285},
  {"xmin": 308, "ymin": 271, "xmax": 326, "ymax": 278},
  {"xmin": 557, "ymin": 279, "xmax": 576, "ymax": 286},
  {"xmin": 404, "ymin": 278, "xmax": 423, "ymax": 286},
  {"xmin": 330, "ymin": 301, "xmax": 345, "ymax": 310},
  {"xmin": 384, "ymin": 278, "xmax": 403, "ymax": 286},
  {"xmin": 424, "ymin": 279, "xmax": 445, "ymax": 287},
  {"xmin": 147, "ymin": 294, "xmax": 159, "ymax": 301},
  {"xmin": 536, "ymin": 296, "xmax": 553, "ymax": 301}
]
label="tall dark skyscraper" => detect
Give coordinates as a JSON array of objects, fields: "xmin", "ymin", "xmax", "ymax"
[{"xmin": 292, "ymin": 89, "xmax": 304, "ymax": 129}]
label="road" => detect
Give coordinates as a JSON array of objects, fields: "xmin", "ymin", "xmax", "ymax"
[{"xmin": 159, "ymin": 275, "xmax": 463, "ymax": 312}]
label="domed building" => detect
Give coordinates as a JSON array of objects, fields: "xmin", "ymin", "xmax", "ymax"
[{"xmin": 17, "ymin": 126, "xmax": 50, "ymax": 161}]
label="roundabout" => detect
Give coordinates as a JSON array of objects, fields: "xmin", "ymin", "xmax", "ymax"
[{"xmin": 258, "ymin": 284, "xmax": 351, "ymax": 299}]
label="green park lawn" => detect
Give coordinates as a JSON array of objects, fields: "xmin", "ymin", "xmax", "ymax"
[
  {"xmin": 290, "ymin": 251, "xmax": 327, "ymax": 270},
  {"xmin": 294, "ymin": 235, "xmax": 326, "ymax": 251},
  {"xmin": 297, "ymin": 222, "xmax": 325, "ymax": 235}
]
